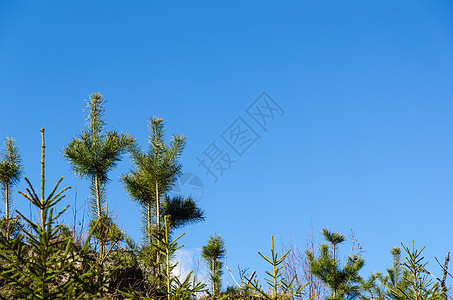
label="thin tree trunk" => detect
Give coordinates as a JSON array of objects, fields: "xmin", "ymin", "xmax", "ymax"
[
  {"xmin": 156, "ymin": 180, "xmax": 160, "ymax": 230},
  {"xmin": 94, "ymin": 173, "xmax": 105, "ymax": 257},
  {"xmin": 441, "ymin": 252, "xmax": 450, "ymax": 300},
  {"xmin": 40, "ymin": 128, "xmax": 48, "ymax": 299},
  {"xmin": 4, "ymin": 183, "xmax": 10, "ymax": 240},
  {"xmin": 155, "ymin": 180, "xmax": 161, "ymax": 278},
  {"xmin": 40, "ymin": 129, "xmax": 45, "ymax": 232},
  {"xmin": 166, "ymin": 243, "xmax": 171, "ymax": 300},
  {"xmin": 212, "ymin": 258, "xmax": 216, "ymax": 296},
  {"xmin": 333, "ymin": 243, "xmax": 337, "ymax": 299},
  {"xmin": 94, "ymin": 173, "xmax": 106, "ymax": 298},
  {"xmin": 4, "ymin": 183, "xmax": 9, "ymax": 220},
  {"xmin": 147, "ymin": 201, "xmax": 151, "ymax": 246},
  {"xmin": 95, "ymin": 174, "xmax": 101, "ymax": 219}
]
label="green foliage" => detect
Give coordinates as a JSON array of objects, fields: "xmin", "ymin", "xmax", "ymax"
[
  {"xmin": 393, "ymin": 242, "xmax": 440, "ymax": 300},
  {"xmin": 122, "ymin": 116, "xmax": 186, "ymax": 245},
  {"xmin": 0, "ymin": 129, "xmax": 102, "ymax": 299},
  {"xmin": 201, "ymin": 234, "xmax": 226, "ymax": 297},
  {"xmin": 64, "ymin": 92, "xmax": 133, "ymax": 256},
  {"xmin": 0, "ymin": 94, "xmax": 449, "ymax": 300},
  {"xmin": 161, "ymin": 195, "xmax": 205, "ymax": 230},
  {"xmin": 0, "ymin": 216, "xmax": 21, "ymax": 241},
  {"xmin": 306, "ymin": 228, "xmax": 365, "ymax": 300},
  {"xmin": 222, "ymin": 285, "xmax": 254, "ymax": 299},
  {"xmin": 157, "ymin": 216, "xmax": 206, "ymax": 299},
  {"xmin": 89, "ymin": 213, "xmax": 125, "ymax": 259},
  {"xmin": 0, "ymin": 138, "xmax": 22, "ymax": 220},
  {"xmin": 122, "ymin": 116, "xmax": 205, "ymax": 290},
  {"xmin": 119, "ymin": 216, "xmax": 205, "ymax": 300},
  {"xmin": 362, "ymin": 247, "xmax": 410, "ymax": 300},
  {"xmin": 244, "ymin": 236, "xmax": 310, "ymax": 300},
  {"xmin": 385, "ymin": 248, "xmax": 410, "ymax": 299}
]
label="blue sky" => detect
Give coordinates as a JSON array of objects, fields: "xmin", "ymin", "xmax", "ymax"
[{"xmin": 1, "ymin": 0, "xmax": 452, "ymax": 287}]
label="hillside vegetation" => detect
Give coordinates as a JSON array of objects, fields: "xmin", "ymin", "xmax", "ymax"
[{"xmin": 0, "ymin": 94, "xmax": 450, "ymax": 299}]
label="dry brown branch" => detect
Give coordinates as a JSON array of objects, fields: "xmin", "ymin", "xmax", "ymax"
[
  {"xmin": 224, "ymin": 250, "xmax": 241, "ymax": 288},
  {"xmin": 282, "ymin": 221, "xmax": 327, "ymax": 300}
]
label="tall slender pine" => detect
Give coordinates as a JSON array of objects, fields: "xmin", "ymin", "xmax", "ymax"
[
  {"xmin": 64, "ymin": 93, "xmax": 133, "ymax": 257},
  {"xmin": 122, "ymin": 117, "xmax": 187, "ymax": 246},
  {"xmin": 201, "ymin": 234, "xmax": 225, "ymax": 297}
]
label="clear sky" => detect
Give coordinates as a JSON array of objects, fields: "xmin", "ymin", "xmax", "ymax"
[{"xmin": 1, "ymin": 0, "xmax": 452, "ymax": 287}]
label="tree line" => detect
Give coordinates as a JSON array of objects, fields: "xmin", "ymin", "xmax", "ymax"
[{"xmin": 0, "ymin": 93, "xmax": 450, "ymax": 299}]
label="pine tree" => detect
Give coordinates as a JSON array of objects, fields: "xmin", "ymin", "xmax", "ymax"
[
  {"xmin": 379, "ymin": 247, "xmax": 409, "ymax": 299},
  {"xmin": 0, "ymin": 138, "xmax": 22, "ymax": 221},
  {"xmin": 123, "ymin": 117, "xmax": 205, "ymax": 287},
  {"xmin": 386, "ymin": 247, "xmax": 410, "ymax": 299},
  {"xmin": 306, "ymin": 228, "xmax": 365, "ymax": 300},
  {"xmin": 365, "ymin": 247, "xmax": 410, "ymax": 300},
  {"xmin": 122, "ymin": 117, "xmax": 190, "ymax": 246},
  {"xmin": 201, "ymin": 234, "xmax": 226, "ymax": 297},
  {"xmin": 63, "ymin": 92, "xmax": 133, "ymax": 257}
]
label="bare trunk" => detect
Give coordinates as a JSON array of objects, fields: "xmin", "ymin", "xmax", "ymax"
[
  {"xmin": 155, "ymin": 180, "xmax": 161, "ymax": 276},
  {"xmin": 212, "ymin": 258, "xmax": 216, "ymax": 296},
  {"xmin": 94, "ymin": 173, "xmax": 106, "ymax": 298},
  {"xmin": 4, "ymin": 183, "xmax": 9, "ymax": 220},
  {"xmin": 4, "ymin": 183, "xmax": 10, "ymax": 240},
  {"xmin": 155, "ymin": 180, "xmax": 160, "ymax": 230},
  {"xmin": 95, "ymin": 174, "xmax": 101, "ymax": 219},
  {"xmin": 441, "ymin": 252, "xmax": 450, "ymax": 300},
  {"xmin": 40, "ymin": 129, "xmax": 48, "ymax": 299},
  {"xmin": 94, "ymin": 173, "xmax": 105, "ymax": 257},
  {"xmin": 333, "ymin": 243, "xmax": 337, "ymax": 299},
  {"xmin": 40, "ymin": 129, "xmax": 45, "ymax": 232},
  {"xmin": 147, "ymin": 201, "xmax": 151, "ymax": 246}
]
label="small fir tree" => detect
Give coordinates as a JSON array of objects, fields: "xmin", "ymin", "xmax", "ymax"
[
  {"xmin": 244, "ymin": 236, "xmax": 310, "ymax": 300},
  {"xmin": 395, "ymin": 242, "xmax": 441, "ymax": 300},
  {"xmin": 0, "ymin": 129, "xmax": 102, "ymax": 299}
]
